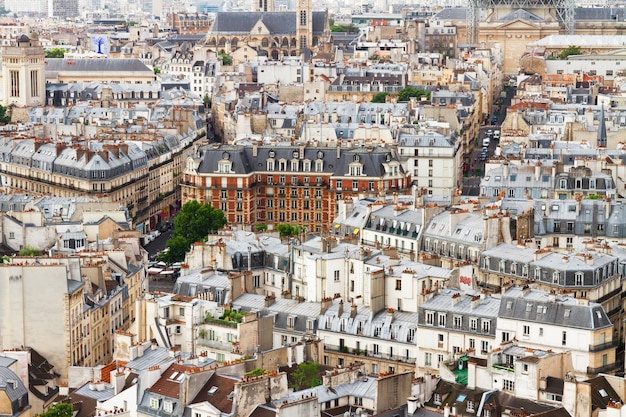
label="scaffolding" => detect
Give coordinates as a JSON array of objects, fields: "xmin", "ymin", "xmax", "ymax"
[{"xmin": 466, "ymin": 0, "xmax": 575, "ymax": 46}]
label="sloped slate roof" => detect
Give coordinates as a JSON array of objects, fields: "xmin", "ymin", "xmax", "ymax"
[
  {"xmin": 45, "ymin": 59, "xmax": 153, "ymax": 73},
  {"xmin": 0, "ymin": 366, "xmax": 28, "ymax": 401},
  {"xmin": 211, "ymin": 11, "xmax": 326, "ymax": 34},
  {"xmin": 499, "ymin": 287, "xmax": 612, "ymax": 330},
  {"xmin": 197, "ymin": 145, "xmax": 401, "ymax": 178}
]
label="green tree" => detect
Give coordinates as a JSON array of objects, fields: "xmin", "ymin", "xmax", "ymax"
[
  {"xmin": 38, "ymin": 403, "xmax": 73, "ymax": 417},
  {"xmin": 290, "ymin": 361, "xmax": 321, "ymax": 391},
  {"xmin": 203, "ymin": 94, "xmax": 212, "ymax": 109},
  {"xmin": 277, "ymin": 224, "xmax": 304, "ymax": 238},
  {"xmin": 45, "ymin": 48, "xmax": 65, "ymax": 58},
  {"xmin": 160, "ymin": 201, "xmax": 227, "ymax": 263},
  {"xmin": 153, "ymin": 67, "xmax": 161, "ymax": 74},
  {"xmin": 558, "ymin": 45, "xmax": 581, "ymax": 59},
  {"xmin": 255, "ymin": 223, "xmax": 268, "ymax": 232},
  {"xmin": 219, "ymin": 53, "xmax": 232, "ymax": 65},
  {"xmin": 19, "ymin": 246, "xmax": 41, "ymax": 256},
  {"xmin": 0, "ymin": 104, "xmax": 10, "ymax": 124},
  {"xmin": 397, "ymin": 87, "xmax": 429, "ymax": 102},
  {"xmin": 371, "ymin": 92, "xmax": 389, "ymax": 103}
]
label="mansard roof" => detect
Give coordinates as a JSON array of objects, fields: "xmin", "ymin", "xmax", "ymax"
[
  {"xmin": 196, "ymin": 145, "xmax": 403, "ymax": 178},
  {"xmin": 499, "ymin": 286, "xmax": 612, "ymax": 330}
]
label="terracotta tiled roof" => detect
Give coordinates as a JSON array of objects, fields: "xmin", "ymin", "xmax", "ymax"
[
  {"xmin": 508, "ymin": 101, "xmax": 550, "ymax": 111},
  {"xmin": 148, "ymin": 363, "xmax": 189, "ymax": 399}
]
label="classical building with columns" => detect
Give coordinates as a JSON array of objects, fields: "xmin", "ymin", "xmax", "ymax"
[{"xmin": 0, "ymin": 33, "xmax": 45, "ymax": 107}]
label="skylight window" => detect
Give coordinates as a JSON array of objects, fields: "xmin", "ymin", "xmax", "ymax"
[{"xmin": 600, "ymin": 389, "xmax": 608, "ymax": 398}]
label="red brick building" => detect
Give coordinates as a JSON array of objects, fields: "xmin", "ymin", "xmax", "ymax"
[{"xmin": 182, "ymin": 144, "xmax": 410, "ymax": 232}]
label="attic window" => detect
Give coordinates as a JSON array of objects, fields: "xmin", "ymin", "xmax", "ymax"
[
  {"xmin": 564, "ymin": 309, "xmax": 571, "ymax": 318},
  {"xmin": 163, "ymin": 401, "xmax": 173, "ymax": 413},
  {"xmin": 596, "ymin": 311, "xmax": 602, "ymax": 319},
  {"xmin": 208, "ymin": 386, "xmax": 218, "ymax": 395}
]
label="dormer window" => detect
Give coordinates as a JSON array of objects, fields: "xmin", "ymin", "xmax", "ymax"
[
  {"xmin": 349, "ymin": 164, "xmax": 362, "ymax": 176},
  {"xmin": 218, "ymin": 161, "xmax": 232, "ymax": 173}
]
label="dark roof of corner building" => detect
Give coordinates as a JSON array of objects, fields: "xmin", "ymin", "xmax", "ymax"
[
  {"xmin": 45, "ymin": 59, "xmax": 153, "ymax": 73},
  {"xmin": 211, "ymin": 11, "xmax": 327, "ymax": 34},
  {"xmin": 196, "ymin": 145, "xmax": 403, "ymax": 178},
  {"xmin": 188, "ymin": 373, "xmax": 238, "ymax": 414},
  {"xmin": 499, "ymin": 287, "xmax": 612, "ymax": 330}
]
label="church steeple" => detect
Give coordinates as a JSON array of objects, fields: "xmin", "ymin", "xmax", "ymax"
[
  {"xmin": 597, "ymin": 104, "xmax": 607, "ymax": 148},
  {"xmin": 296, "ymin": 0, "xmax": 312, "ymax": 51}
]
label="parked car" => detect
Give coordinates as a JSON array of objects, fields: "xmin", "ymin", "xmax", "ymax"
[{"xmin": 483, "ymin": 138, "xmax": 490, "ymax": 147}]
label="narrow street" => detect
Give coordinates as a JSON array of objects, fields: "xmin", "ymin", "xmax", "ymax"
[{"xmin": 462, "ymin": 86, "xmax": 514, "ymax": 196}]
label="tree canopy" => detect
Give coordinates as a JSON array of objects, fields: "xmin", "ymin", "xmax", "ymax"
[
  {"xmin": 158, "ymin": 201, "xmax": 227, "ymax": 263},
  {"xmin": 371, "ymin": 92, "xmax": 389, "ymax": 103},
  {"xmin": 558, "ymin": 45, "xmax": 581, "ymax": 59},
  {"xmin": 219, "ymin": 53, "xmax": 232, "ymax": 65},
  {"xmin": 38, "ymin": 403, "xmax": 73, "ymax": 417},
  {"xmin": 45, "ymin": 48, "xmax": 65, "ymax": 58},
  {"xmin": 0, "ymin": 105, "xmax": 10, "ymax": 124},
  {"xmin": 277, "ymin": 224, "xmax": 305, "ymax": 238},
  {"xmin": 290, "ymin": 361, "xmax": 321, "ymax": 391},
  {"xmin": 397, "ymin": 87, "xmax": 429, "ymax": 102}
]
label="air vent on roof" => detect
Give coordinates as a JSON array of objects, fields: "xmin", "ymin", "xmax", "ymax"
[{"xmin": 208, "ymin": 386, "xmax": 218, "ymax": 395}]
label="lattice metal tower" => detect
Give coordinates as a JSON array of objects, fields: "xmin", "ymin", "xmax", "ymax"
[{"xmin": 466, "ymin": 0, "xmax": 575, "ymax": 45}]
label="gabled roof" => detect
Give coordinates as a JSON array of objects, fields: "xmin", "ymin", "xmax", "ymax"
[
  {"xmin": 497, "ymin": 9, "xmax": 543, "ymax": 21},
  {"xmin": 211, "ymin": 11, "xmax": 326, "ymax": 35}
]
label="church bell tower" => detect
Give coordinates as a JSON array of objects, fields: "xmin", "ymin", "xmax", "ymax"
[{"xmin": 296, "ymin": 0, "xmax": 312, "ymax": 51}]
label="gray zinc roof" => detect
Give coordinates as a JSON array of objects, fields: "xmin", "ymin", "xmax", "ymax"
[
  {"xmin": 481, "ymin": 243, "xmax": 536, "ymax": 264},
  {"xmin": 0, "ymin": 366, "xmax": 28, "ymax": 402},
  {"xmin": 211, "ymin": 11, "xmax": 326, "ymax": 35},
  {"xmin": 500, "ymin": 287, "xmax": 612, "ymax": 330},
  {"xmin": 45, "ymin": 59, "xmax": 153, "ymax": 73},
  {"xmin": 419, "ymin": 288, "xmax": 501, "ymax": 318}
]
